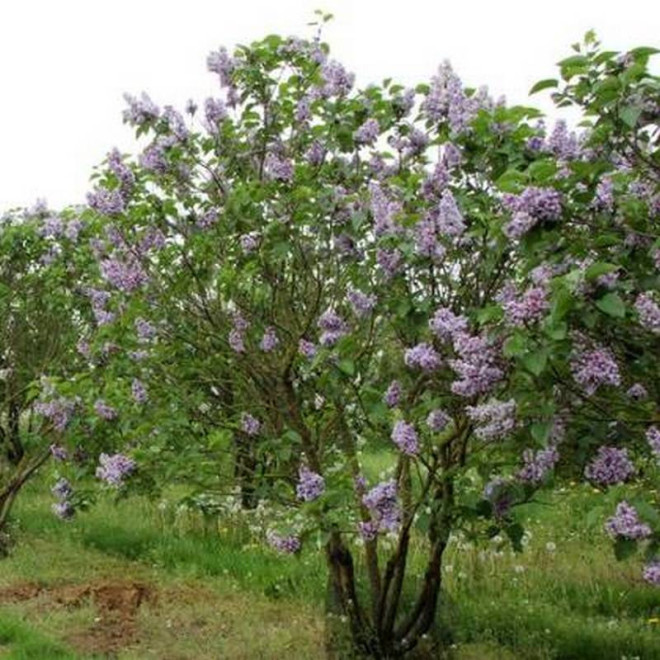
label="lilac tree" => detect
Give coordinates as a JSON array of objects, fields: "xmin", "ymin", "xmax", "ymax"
[{"xmin": 71, "ymin": 24, "xmax": 658, "ymax": 656}]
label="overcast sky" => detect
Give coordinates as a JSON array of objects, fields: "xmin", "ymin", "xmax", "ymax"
[{"xmin": 1, "ymin": 0, "xmax": 658, "ymax": 212}]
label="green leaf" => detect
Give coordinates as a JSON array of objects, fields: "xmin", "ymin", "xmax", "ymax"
[
  {"xmin": 505, "ymin": 522, "xmax": 525, "ymax": 553},
  {"xmin": 338, "ymin": 359, "xmax": 355, "ymax": 376},
  {"xmin": 595, "ymin": 293, "xmax": 626, "ymax": 318},
  {"xmin": 503, "ymin": 333, "xmax": 526, "ymax": 358},
  {"xmin": 529, "ymin": 78, "xmax": 558, "ymax": 95},
  {"xmin": 620, "ymin": 105, "xmax": 642, "ymax": 128},
  {"xmin": 584, "ymin": 262, "xmax": 618, "ymax": 280},
  {"xmin": 531, "ymin": 422, "xmax": 551, "ymax": 444},
  {"xmin": 523, "ymin": 349, "xmax": 548, "ymax": 376}
]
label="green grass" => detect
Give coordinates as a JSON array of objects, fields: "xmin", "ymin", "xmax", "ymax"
[{"xmin": 0, "ymin": 475, "xmax": 659, "ymax": 659}]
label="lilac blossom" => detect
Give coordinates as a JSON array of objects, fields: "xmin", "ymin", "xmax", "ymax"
[
  {"xmin": 449, "ymin": 332, "xmax": 503, "ymax": 397},
  {"xmin": 203, "ymin": 97, "xmax": 228, "ymax": 133},
  {"xmin": 354, "ymin": 118, "xmax": 380, "ymax": 145},
  {"xmin": 571, "ymin": 344, "xmax": 621, "ymax": 395},
  {"xmin": 404, "ymin": 343, "xmax": 442, "ymax": 372},
  {"xmin": 635, "ymin": 293, "xmax": 660, "ymax": 334},
  {"xmin": 376, "ymin": 248, "xmax": 402, "ymax": 279},
  {"xmin": 52, "ymin": 501, "xmax": 75, "ymax": 521},
  {"xmin": 347, "ymin": 289, "xmax": 377, "ymax": 318},
  {"xmin": 96, "ymin": 453, "xmax": 136, "ymax": 487},
  {"xmin": 100, "ymin": 256, "xmax": 148, "ymax": 293},
  {"xmin": 50, "ymin": 444, "xmax": 68, "ymax": 461},
  {"xmin": 240, "ymin": 232, "xmax": 259, "ymax": 254},
  {"xmin": 414, "ymin": 216, "xmax": 446, "ymax": 260},
  {"xmin": 135, "ymin": 318, "xmax": 157, "ymax": 341},
  {"xmin": 504, "ymin": 211, "xmax": 537, "ymax": 239},
  {"xmin": 265, "ymin": 152, "xmax": 294, "ymax": 182},
  {"xmin": 384, "ymin": 380, "xmax": 402, "ymax": 408},
  {"xmin": 584, "ymin": 446, "xmax": 635, "ymax": 486},
  {"xmin": 646, "ymin": 426, "xmax": 660, "ymax": 463},
  {"xmin": 429, "ymin": 307, "xmax": 468, "ymax": 341},
  {"xmin": 107, "ymin": 148, "xmax": 135, "ymax": 197},
  {"xmin": 197, "ymin": 209, "xmax": 218, "ymax": 229},
  {"xmin": 131, "ymin": 379, "xmax": 148, "ymax": 404},
  {"xmin": 369, "ymin": 183, "xmax": 402, "ymax": 236},
  {"xmin": 241, "ymin": 413, "xmax": 261, "ymax": 436},
  {"xmin": 427, "ymin": 409, "xmax": 450, "ymax": 432},
  {"xmin": 35, "ymin": 396, "xmax": 76, "ymax": 432},
  {"xmin": 51, "ymin": 478, "xmax": 73, "ymax": 501},
  {"xmin": 319, "ymin": 60, "xmax": 355, "ymax": 97},
  {"xmin": 437, "ymin": 191, "xmax": 466, "ymax": 236},
  {"xmin": 546, "ymin": 119, "xmax": 580, "ymax": 160},
  {"xmin": 207, "ymin": 46, "xmax": 235, "ymax": 87},
  {"xmin": 318, "ymin": 309, "xmax": 349, "ymax": 347},
  {"xmin": 122, "ymin": 92, "xmax": 160, "ymax": 126},
  {"xmin": 39, "ymin": 215, "xmax": 64, "ymax": 238},
  {"xmin": 626, "ymin": 383, "xmax": 648, "ymax": 400},
  {"xmin": 87, "ymin": 187, "xmax": 125, "ymax": 216},
  {"xmin": 466, "ymin": 399, "xmax": 517, "ymax": 441},
  {"xmin": 605, "ymin": 501, "xmax": 652, "ymax": 539},
  {"xmin": 298, "ymin": 339, "xmax": 317, "ymax": 359},
  {"xmin": 362, "ymin": 480, "xmax": 401, "ymax": 535},
  {"xmin": 296, "ymin": 465, "xmax": 325, "ymax": 502},
  {"xmin": 517, "ymin": 447, "xmax": 559, "ymax": 484},
  {"xmin": 260, "ymin": 327, "xmax": 279, "ymax": 352},
  {"xmin": 503, "ymin": 286, "xmax": 549, "ymax": 326},
  {"xmin": 391, "ymin": 420, "xmax": 419, "ymax": 456},
  {"xmin": 643, "ymin": 560, "xmax": 660, "ymax": 586},
  {"xmin": 94, "ymin": 400, "xmax": 117, "ymax": 421},
  {"xmin": 305, "ymin": 140, "xmax": 326, "ymax": 166},
  {"xmin": 503, "ymin": 186, "xmax": 562, "ymax": 222},
  {"xmin": 266, "ymin": 531, "xmax": 301, "ymax": 554}
]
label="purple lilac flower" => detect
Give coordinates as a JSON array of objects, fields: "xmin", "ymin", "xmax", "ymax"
[
  {"xmin": 466, "ymin": 399, "xmax": 516, "ymax": 441},
  {"xmin": 449, "ymin": 332, "xmax": 503, "ymax": 397},
  {"xmin": 504, "ymin": 211, "xmax": 537, "ymax": 239},
  {"xmin": 391, "ymin": 420, "xmax": 419, "ymax": 456},
  {"xmin": 296, "ymin": 465, "xmax": 325, "ymax": 501},
  {"xmin": 305, "ymin": 140, "xmax": 326, "ymax": 166},
  {"xmin": 132, "ymin": 379, "xmax": 148, "ymax": 404},
  {"xmin": 421, "ymin": 161, "xmax": 449, "ymax": 200},
  {"xmin": 52, "ymin": 501, "xmax": 75, "ymax": 521},
  {"xmin": 503, "ymin": 187, "xmax": 562, "ymax": 222},
  {"xmin": 354, "ymin": 118, "xmax": 380, "ymax": 145},
  {"xmin": 64, "ymin": 219, "xmax": 84, "ymax": 242},
  {"xmin": 384, "ymin": 380, "xmax": 402, "ymax": 408},
  {"xmin": 627, "ymin": 383, "xmax": 648, "ymax": 400},
  {"xmin": 646, "ymin": 426, "xmax": 660, "ymax": 463},
  {"xmin": 517, "ymin": 447, "xmax": 559, "ymax": 484},
  {"xmin": 135, "ymin": 318, "xmax": 157, "ymax": 341},
  {"xmin": 266, "ymin": 531, "xmax": 301, "ymax": 554},
  {"xmin": 87, "ymin": 188, "xmax": 124, "ymax": 216},
  {"xmin": 229, "ymin": 312, "xmax": 249, "ymax": 353},
  {"xmin": 107, "ymin": 148, "xmax": 134, "ymax": 197},
  {"xmin": 571, "ymin": 345, "xmax": 621, "ymax": 395},
  {"xmin": 241, "ymin": 413, "xmax": 261, "ymax": 436},
  {"xmin": 643, "ymin": 560, "xmax": 660, "ymax": 586},
  {"xmin": 298, "ymin": 339, "xmax": 317, "ymax": 359},
  {"xmin": 51, "ymin": 478, "xmax": 73, "ymax": 501},
  {"xmin": 369, "ymin": 183, "xmax": 402, "ymax": 237},
  {"xmin": 50, "ymin": 444, "xmax": 68, "ymax": 461},
  {"xmin": 319, "ymin": 60, "xmax": 355, "ymax": 97},
  {"xmin": 483, "ymin": 477, "xmax": 514, "ymax": 518},
  {"xmin": 376, "ymin": 249, "xmax": 402, "ymax": 279},
  {"xmin": 318, "ymin": 309, "xmax": 349, "ymax": 347},
  {"xmin": 240, "ymin": 232, "xmax": 259, "ymax": 254},
  {"xmin": 203, "ymin": 97, "xmax": 227, "ymax": 133},
  {"xmin": 39, "ymin": 215, "xmax": 64, "ymax": 238},
  {"xmin": 605, "ymin": 501, "xmax": 652, "ymax": 539},
  {"xmin": 436, "ymin": 191, "xmax": 466, "ymax": 237},
  {"xmin": 414, "ymin": 216, "xmax": 446, "ymax": 261},
  {"xmin": 584, "ymin": 446, "xmax": 635, "ymax": 486},
  {"xmin": 546, "ymin": 120, "xmax": 580, "ymax": 160},
  {"xmin": 96, "ymin": 453, "xmax": 136, "ymax": 487},
  {"xmin": 35, "ymin": 397, "xmax": 76, "ymax": 432},
  {"xmin": 94, "ymin": 400, "xmax": 117, "ymax": 421},
  {"xmin": 207, "ymin": 46, "xmax": 235, "ymax": 86},
  {"xmin": 197, "ymin": 209, "xmax": 218, "ymax": 229},
  {"xmin": 429, "ymin": 307, "xmax": 468, "ymax": 341},
  {"xmin": 265, "ymin": 153, "xmax": 294, "ymax": 182},
  {"xmin": 122, "ymin": 92, "xmax": 160, "ymax": 126},
  {"xmin": 347, "ymin": 289, "xmax": 377, "ymax": 318},
  {"xmin": 100, "ymin": 256, "xmax": 148, "ymax": 292},
  {"xmin": 260, "ymin": 327, "xmax": 279, "ymax": 352},
  {"xmin": 427, "ymin": 409, "xmax": 450, "ymax": 432},
  {"xmin": 404, "ymin": 343, "xmax": 442, "ymax": 372},
  {"xmin": 635, "ymin": 293, "xmax": 660, "ymax": 334},
  {"xmin": 362, "ymin": 480, "xmax": 401, "ymax": 535},
  {"xmin": 503, "ymin": 286, "xmax": 549, "ymax": 327},
  {"xmin": 139, "ymin": 143, "xmax": 168, "ymax": 173},
  {"xmin": 594, "ymin": 177, "xmax": 614, "ymax": 211}
]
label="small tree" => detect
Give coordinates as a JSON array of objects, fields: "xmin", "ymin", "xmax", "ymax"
[
  {"xmin": 0, "ymin": 204, "xmax": 92, "ymax": 551},
  {"xmin": 75, "ymin": 25, "xmax": 658, "ymax": 656}
]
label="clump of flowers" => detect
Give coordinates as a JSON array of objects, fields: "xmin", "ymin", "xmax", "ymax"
[
  {"xmin": 296, "ymin": 465, "xmax": 325, "ymax": 502},
  {"xmin": 241, "ymin": 413, "xmax": 261, "ymax": 436},
  {"xmin": 516, "ymin": 447, "xmax": 559, "ymax": 484},
  {"xmin": 605, "ymin": 501, "xmax": 652, "ymax": 539},
  {"xmin": 466, "ymin": 399, "xmax": 516, "ymax": 441},
  {"xmin": 404, "ymin": 343, "xmax": 441, "ymax": 372},
  {"xmin": 391, "ymin": 420, "xmax": 419, "ymax": 456},
  {"xmin": 571, "ymin": 344, "xmax": 621, "ymax": 395},
  {"xmin": 96, "ymin": 453, "xmax": 136, "ymax": 487},
  {"xmin": 266, "ymin": 530, "xmax": 301, "ymax": 554},
  {"xmin": 384, "ymin": 380, "xmax": 402, "ymax": 408},
  {"xmin": 584, "ymin": 446, "xmax": 635, "ymax": 486},
  {"xmin": 51, "ymin": 478, "xmax": 75, "ymax": 520},
  {"xmin": 360, "ymin": 480, "xmax": 401, "ymax": 539}
]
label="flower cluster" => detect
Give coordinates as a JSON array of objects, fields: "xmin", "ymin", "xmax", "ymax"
[
  {"xmin": 96, "ymin": 453, "xmax": 136, "ymax": 487},
  {"xmin": 94, "ymin": 399, "xmax": 118, "ymax": 421},
  {"xmin": 502, "ymin": 286, "xmax": 549, "ymax": 327},
  {"xmin": 571, "ymin": 344, "xmax": 621, "ymax": 395},
  {"xmin": 604, "ymin": 501, "xmax": 652, "ymax": 539},
  {"xmin": 635, "ymin": 293, "xmax": 660, "ymax": 334},
  {"xmin": 643, "ymin": 560, "xmax": 660, "ymax": 586},
  {"xmin": 449, "ymin": 332, "xmax": 503, "ymax": 397},
  {"xmin": 266, "ymin": 530, "xmax": 301, "ymax": 554},
  {"xmin": 260, "ymin": 327, "xmax": 279, "ymax": 352},
  {"xmin": 516, "ymin": 447, "xmax": 559, "ymax": 484},
  {"xmin": 584, "ymin": 446, "xmax": 635, "ymax": 486},
  {"xmin": 360, "ymin": 480, "xmax": 401, "ymax": 539},
  {"xmin": 466, "ymin": 399, "xmax": 517, "ymax": 441},
  {"xmin": 347, "ymin": 289, "xmax": 377, "ymax": 318},
  {"xmin": 404, "ymin": 343, "xmax": 442, "ymax": 371},
  {"xmin": 241, "ymin": 413, "xmax": 261, "ymax": 436},
  {"xmin": 51, "ymin": 478, "xmax": 75, "ymax": 521},
  {"xmin": 391, "ymin": 420, "xmax": 419, "ymax": 456},
  {"xmin": 318, "ymin": 309, "xmax": 349, "ymax": 347},
  {"xmin": 384, "ymin": 380, "xmax": 402, "ymax": 408},
  {"xmin": 646, "ymin": 426, "xmax": 660, "ymax": 463},
  {"xmin": 427, "ymin": 409, "xmax": 450, "ymax": 432},
  {"xmin": 429, "ymin": 307, "xmax": 468, "ymax": 341},
  {"xmin": 131, "ymin": 379, "xmax": 148, "ymax": 404},
  {"xmin": 296, "ymin": 465, "xmax": 325, "ymax": 502}
]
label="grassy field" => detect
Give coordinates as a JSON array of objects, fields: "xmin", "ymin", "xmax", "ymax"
[{"xmin": 0, "ymin": 473, "xmax": 658, "ymax": 659}]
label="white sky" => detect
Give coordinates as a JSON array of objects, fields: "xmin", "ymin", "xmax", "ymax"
[{"xmin": 1, "ymin": 0, "xmax": 658, "ymax": 212}]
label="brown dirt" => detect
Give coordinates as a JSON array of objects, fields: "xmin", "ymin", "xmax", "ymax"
[{"xmin": 0, "ymin": 579, "xmax": 155, "ymax": 656}]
